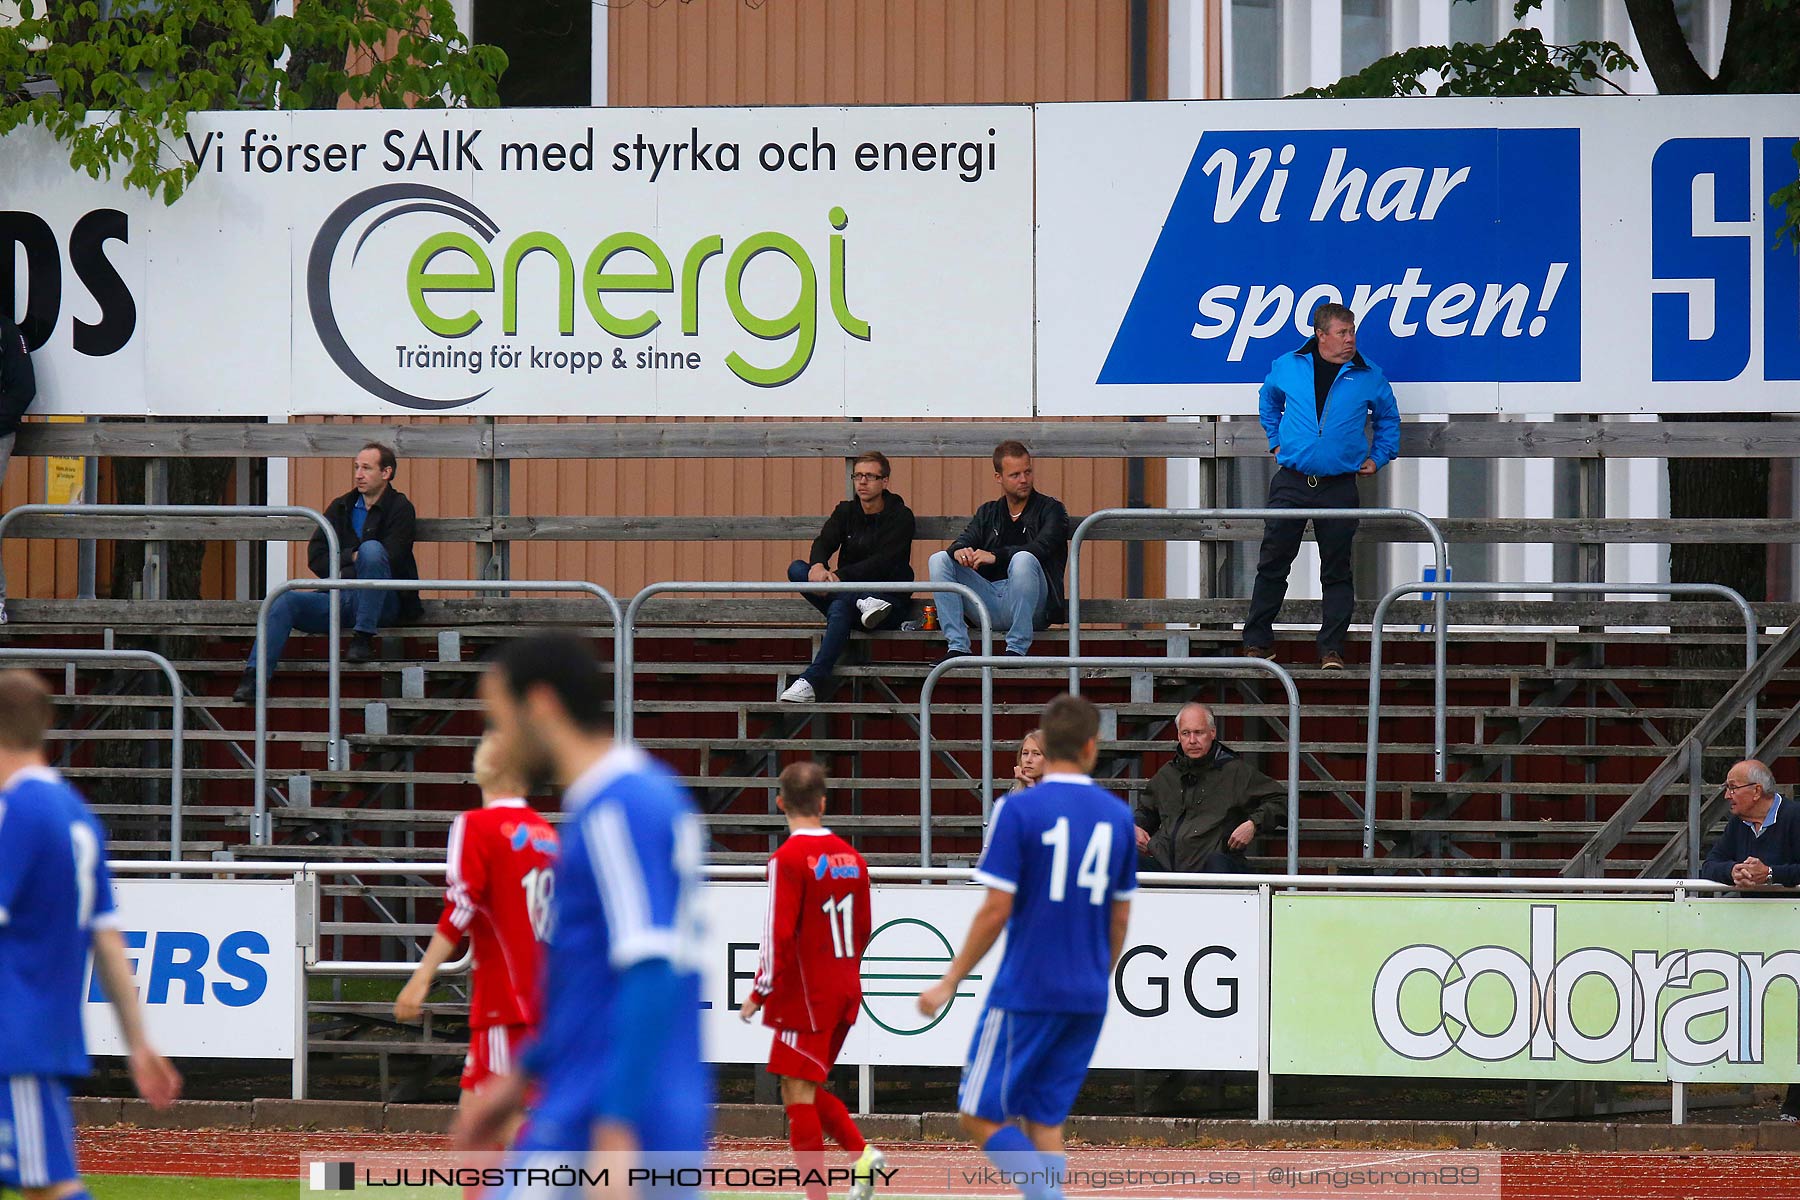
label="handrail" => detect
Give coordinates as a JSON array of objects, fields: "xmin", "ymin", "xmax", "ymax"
[
  {"xmin": 1067, "ymin": 506, "xmax": 1449, "ymax": 781},
  {"xmin": 253, "ymin": 578, "xmax": 622, "ymax": 844},
  {"xmin": 0, "ymin": 648, "xmax": 185, "ymax": 861},
  {"xmin": 706, "ymin": 863, "xmax": 1731, "ymax": 892},
  {"xmin": 1363, "ymin": 580, "xmax": 1757, "ymax": 860},
  {"xmin": 918, "ymin": 655, "xmax": 1303, "ymax": 872},
  {"xmin": 622, "ymin": 580, "xmax": 996, "ymax": 810},
  {"xmin": 1, "ymin": 503, "xmax": 343, "ymax": 759}
]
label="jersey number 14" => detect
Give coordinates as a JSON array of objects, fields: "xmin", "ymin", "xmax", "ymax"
[{"xmin": 1041, "ymin": 816, "xmax": 1112, "ymax": 906}]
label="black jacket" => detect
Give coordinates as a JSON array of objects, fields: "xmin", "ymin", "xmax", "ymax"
[
  {"xmin": 308, "ymin": 487, "xmax": 422, "ymax": 623},
  {"xmin": 0, "ymin": 314, "xmax": 36, "ymax": 438},
  {"xmin": 1701, "ymin": 796, "xmax": 1800, "ymax": 888},
  {"xmin": 948, "ymin": 490, "xmax": 1073, "ymax": 623},
  {"xmin": 809, "ymin": 491, "xmax": 916, "ymax": 582},
  {"xmin": 1134, "ymin": 742, "xmax": 1286, "ymax": 873}
]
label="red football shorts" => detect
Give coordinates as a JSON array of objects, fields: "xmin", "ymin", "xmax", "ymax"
[
  {"xmin": 767, "ymin": 1020, "xmax": 854, "ymax": 1083},
  {"xmin": 462, "ymin": 1023, "xmax": 530, "ymax": 1091}
]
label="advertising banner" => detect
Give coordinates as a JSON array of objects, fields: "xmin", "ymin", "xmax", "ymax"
[
  {"xmin": 2, "ymin": 107, "xmax": 1034, "ymax": 418},
  {"xmin": 1271, "ymin": 894, "xmax": 1800, "ymax": 1083},
  {"xmin": 701, "ymin": 883, "xmax": 1260, "ymax": 1071},
  {"xmin": 1037, "ymin": 96, "xmax": 1800, "ymax": 415},
  {"xmin": 83, "ymin": 880, "xmax": 300, "ymax": 1060}
]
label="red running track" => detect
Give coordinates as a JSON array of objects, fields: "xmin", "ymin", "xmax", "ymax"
[{"xmin": 74, "ymin": 1128, "xmax": 1800, "ymax": 1199}]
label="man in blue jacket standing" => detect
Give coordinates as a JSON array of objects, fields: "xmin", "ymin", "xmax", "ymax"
[{"xmin": 1242, "ymin": 303, "xmax": 1399, "ymax": 670}]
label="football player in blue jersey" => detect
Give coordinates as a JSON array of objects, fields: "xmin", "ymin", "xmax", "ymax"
[
  {"xmin": 455, "ymin": 636, "xmax": 710, "ymax": 1198},
  {"xmin": 919, "ymin": 693, "xmax": 1135, "ymax": 1200},
  {"xmin": 0, "ymin": 670, "xmax": 182, "ymax": 1200}
]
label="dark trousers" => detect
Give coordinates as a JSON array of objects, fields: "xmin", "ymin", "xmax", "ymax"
[
  {"xmin": 1139, "ymin": 849, "xmax": 1251, "ymax": 875},
  {"xmin": 786, "ymin": 560, "xmax": 910, "ymax": 687},
  {"xmin": 1243, "ymin": 467, "xmax": 1360, "ymax": 653}
]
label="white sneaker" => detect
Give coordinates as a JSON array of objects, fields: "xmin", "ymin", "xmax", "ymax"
[
  {"xmin": 856, "ymin": 597, "xmax": 892, "ymax": 630},
  {"xmin": 849, "ymin": 1145, "xmax": 887, "ymax": 1200},
  {"xmin": 0, "ymin": 600, "xmax": 8, "ymax": 625},
  {"xmin": 779, "ymin": 678, "xmax": 816, "ymax": 704}
]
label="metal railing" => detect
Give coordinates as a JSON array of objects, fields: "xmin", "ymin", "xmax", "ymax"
[
  {"xmin": 1362, "ymin": 580, "xmax": 1758, "ymax": 859},
  {"xmin": 253, "ymin": 578, "xmax": 622, "ymax": 843},
  {"xmin": 1, "ymin": 503, "xmax": 343, "ymax": 759},
  {"xmin": 919, "ymin": 655, "xmax": 1303, "ymax": 872},
  {"xmin": 2, "ymin": 648, "xmax": 186, "ymax": 861},
  {"xmin": 1067, "ymin": 506, "xmax": 1449, "ymax": 780},
  {"xmin": 104, "ymin": 858, "xmax": 1734, "ymax": 1118},
  {"xmin": 621, "ymin": 580, "xmax": 995, "ymax": 776}
]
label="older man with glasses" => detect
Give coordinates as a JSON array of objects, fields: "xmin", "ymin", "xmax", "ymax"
[
  {"xmin": 1700, "ymin": 758, "xmax": 1800, "ymax": 1121},
  {"xmin": 781, "ymin": 451, "xmax": 916, "ymax": 704}
]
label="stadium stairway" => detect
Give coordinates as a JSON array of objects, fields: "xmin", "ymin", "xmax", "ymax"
[
  {"xmin": 6, "ymin": 592, "xmax": 1790, "ymax": 1092},
  {"xmin": 1, "ymin": 593, "xmax": 1785, "ymax": 876}
]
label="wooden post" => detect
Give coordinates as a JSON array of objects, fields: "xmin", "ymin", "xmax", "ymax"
[
  {"xmin": 234, "ymin": 456, "xmax": 254, "ymax": 601},
  {"xmin": 142, "ymin": 458, "xmax": 169, "ymax": 600},
  {"xmin": 1196, "ymin": 457, "xmax": 1217, "ymax": 601},
  {"xmin": 1577, "ymin": 419, "xmax": 1605, "ymax": 584}
]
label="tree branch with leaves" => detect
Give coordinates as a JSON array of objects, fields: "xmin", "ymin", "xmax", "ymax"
[{"xmin": 0, "ymin": 1, "xmax": 508, "ymax": 205}]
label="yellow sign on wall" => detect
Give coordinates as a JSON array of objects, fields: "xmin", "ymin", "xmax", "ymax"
[{"xmin": 44, "ymin": 415, "xmax": 84, "ymax": 505}]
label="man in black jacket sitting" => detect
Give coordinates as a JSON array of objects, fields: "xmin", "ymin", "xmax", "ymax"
[
  {"xmin": 781, "ymin": 451, "xmax": 915, "ymax": 703},
  {"xmin": 929, "ymin": 440, "xmax": 1071, "ymax": 658},
  {"xmin": 233, "ymin": 442, "xmax": 423, "ymax": 702},
  {"xmin": 0, "ymin": 311, "xmax": 37, "ymax": 626}
]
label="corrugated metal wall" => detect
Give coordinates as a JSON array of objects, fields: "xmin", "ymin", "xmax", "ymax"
[
  {"xmin": 608, "ymin": 0, "xmax": 1166, "ymax": 106},
  {"xmin": 0, "ymin": 449, "xmax": 81, "ymax": 600}
]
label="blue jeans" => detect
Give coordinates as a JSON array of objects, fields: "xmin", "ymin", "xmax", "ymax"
[
  {"xmin": 785, "ymin": 559, "xmax": 910, "ymax": 687},
  {"xmin": 929, "ymin": 550, "xmax": 1049, "ymax": 655},
  {"xmin": 245, "ymin": 540, "xmax": 401, "ymax": 675}
]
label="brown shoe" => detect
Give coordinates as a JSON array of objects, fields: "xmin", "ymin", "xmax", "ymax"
[
  {"xmin": 1321, "ymin": 650, "xmax": 1346, "ymax": 671},
  {"xmin": 1242, "ymin": 645, "xmax": 1277, "ymax": 661}
]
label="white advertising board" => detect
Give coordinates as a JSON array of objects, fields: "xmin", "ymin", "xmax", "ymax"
[
  {"xmin": 3, "ymin": 107, "xmax": 1034, "ymax": 417},
  {"xmin": 699, "ymin": 883, "xmax": 1259, "ymax": 1072},
  {"xmin": 82, "ymin": 880, "xmax": 300, "ymax": 1060},
  {"xmin": 1036, "ymin": 95, "xmax": 1800, "ymax": 415}
]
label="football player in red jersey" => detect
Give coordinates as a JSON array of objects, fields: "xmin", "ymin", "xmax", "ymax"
[
  {"xmin": 396, "ymin": 736, "xmax": 559, "ymax": 1155},
  {"xmin": 739, "ymin": 762, "xmax": 886, "ymax": 1200}
]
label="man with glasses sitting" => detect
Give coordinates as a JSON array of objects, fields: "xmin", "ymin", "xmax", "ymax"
[{"xmin": 781, "ymin": 452, "xmax": 916, "ymax": 704}]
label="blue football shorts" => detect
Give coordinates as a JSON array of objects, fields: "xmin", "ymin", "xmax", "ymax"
[
  {"xmin": 957, "ymin": 1005, "xmax": 1105, "ymax": 1126},
  {"xmin": 0, "ymin": 1075, "xmax": 80, "ymax": 1191}
]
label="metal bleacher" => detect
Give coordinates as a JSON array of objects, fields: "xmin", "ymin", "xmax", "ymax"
[
  {"xmin": 5, "ymin": 416, "xmax": 1797, "ymax": 1090},
  {"xmin": 7, "ymin": 591, "xmax": 1789, "ymax": 878}
]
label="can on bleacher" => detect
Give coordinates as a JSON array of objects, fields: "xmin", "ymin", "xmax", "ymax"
[{"xmin": 922, "ymin": 603, "xmax": 938, "ymax": 631}]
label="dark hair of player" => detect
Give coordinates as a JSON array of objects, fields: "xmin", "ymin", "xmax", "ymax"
[
  {"xmin": 778, "ymin": 760, "xmax": 828, "ymax": 816},
  {"xmin": 491, "ymin": 634, "xmax": 612, "ymax": 733},
  {"xmin": 0, "ymin": 669, "xmax": 53, "ymax": 751},
  {"xmin": 1039, "ymin": 693, "xmax": 1100, "ymax": 763}
]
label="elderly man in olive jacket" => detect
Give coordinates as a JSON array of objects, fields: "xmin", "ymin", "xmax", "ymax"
[{"xmin": 1135, "ymin": 702, "xmax": 1285, "ymax": 874}]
